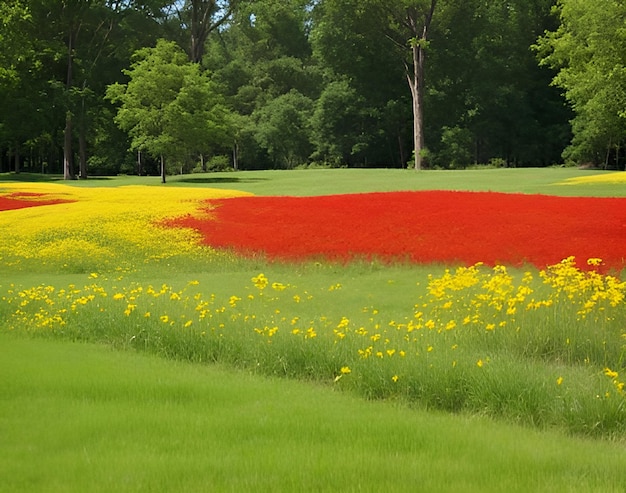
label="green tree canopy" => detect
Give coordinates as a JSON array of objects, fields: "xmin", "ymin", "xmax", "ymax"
[
  {"xmin": 536, "ymin": 0, "xmax": 626, "ymax": 168},
  {"xmin": 107, "ymin": 39, "xmax": 232, "ymax": 181}
]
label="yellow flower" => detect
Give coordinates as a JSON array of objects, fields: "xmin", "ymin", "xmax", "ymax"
[
  {"xmin": 392, "ymin": 375, "xmax": 399, "ymax": 383},
  {"xmin": 604, "ymin": 368, "xmax": 619, "ymax": 379},
  {"xmin": 251, "ymin": 274, "xmax": 268, "ymax": 290},
  {"xmin": 476, "ymin": 359, "xmax": 484, "ymax": 368},
  {"xmin": 556, "ymin": 376, "xmax": 563, "ymax": 386},
  {"xmin": 340, "ymin": 366, "xmax": 351, "ymax": 374},
  {"xmin": 160, "ymin": 315, "xmax": 169, "ymax": 323}
]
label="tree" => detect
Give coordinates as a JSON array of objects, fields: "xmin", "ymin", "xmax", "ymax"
[
  {"xmin": 311, "ymin": 0, "xmax": 436, "ymax": 169},
  {"xmin": 310, "ymin": 79, "xmax": 370, "ymax": 166},
  {"xmin": 254, "ymin": 89, "xmax": 314, "ymax": 168},
  {"xmin": 536, "ymin": 0, "xmax": 626, "ymax": 168},
  {"xmin": 426, "ymin": 0, "xmax": 569, "ymax": 168},
  {"xmin": 163, "ymin": 0, "xmax": 247, "ymax": 63},
  {"xmin": 0, "ymin": 1, "xmax": 34, "ymax": 173},
  {"xmin": 0, "ymin": 0, "xmax": 173, "ymax": 177},
  {"xmin": 107, "ymin": 39, "xmax": 231, "ymax": 182},
  {"xmin": 310, "ymin": 0, "xmax": 411, "ymax": 167},
  {"xmin": 203, "ymin": 0, "xmax": 321, "ymax": 168},
  {"xmin": 382, "ymin": 1, "xmax": 437, "ymax": 170}
]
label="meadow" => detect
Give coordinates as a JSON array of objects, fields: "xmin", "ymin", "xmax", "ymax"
[{"xmin": 1, "ymin": 167, "xmax": 626, "ymax": 491}]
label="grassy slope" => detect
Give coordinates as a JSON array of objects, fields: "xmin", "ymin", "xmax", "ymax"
[
  {"xmin": 2, "ymin": 334, "xmax": 625, "ymax": 493},
  {"xmin": 1, "ymin": 168, "xmax": 625, "ymax": 492}
]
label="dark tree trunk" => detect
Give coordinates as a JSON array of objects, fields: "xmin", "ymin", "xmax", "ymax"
[
  {"xmin": 160, "ymin": 155, "xmax": 166, "ymax": 183},
  {"xmin": 63, "ymin": 112, "xmax": 74, "ymax": 180},
  {"xmin": 404, "ymin": 2, "xmax": 436, "ymax": 171},
  {"xmin": 14, "ymin": 143, "xmax": 20, "ymax": 174},
  {"xmin": 189, "ymin": 0, "xmax": 236, "ymax": 63},
  {"xmin": 78, "ymin": 123, "xmax": 87, "ymax": 179},
  {"xmin": 64, "ymin": 21, "xmax": 76, "ymax": 180}
]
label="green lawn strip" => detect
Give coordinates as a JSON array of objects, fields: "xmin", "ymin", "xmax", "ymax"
[
  {"xmin": 1, "ymin": 334, "xmax": 625, "ymax": 493},
  {"xmin": 2, "ymin": 168, "xmax": 624, "ymax": 197}
]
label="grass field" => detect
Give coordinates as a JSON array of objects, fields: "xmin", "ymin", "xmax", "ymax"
[
  {"xmin": 3, "ymin": 166, "xmax": 626, "ymax": 196},
  {"xmin": 1, "ymin": 168, "xmax": 625, "ymax": 492},
  {"xmin": 2, "ymin": 334, "xmax": 626, "ymax": 493}
]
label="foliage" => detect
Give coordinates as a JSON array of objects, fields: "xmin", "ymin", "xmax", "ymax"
[
  {"xmin": 536, "ymin": 0, "xmax": 626, "ymax": 168},
  {"xmin": 0, "ymin": 0, "xmax": 615, "ymax": 174},
  {"xmin": 107, "ymin": 40, "xmax": 232, "ymax": 176},
  {"xmin": 253, "ymin": 90, "xmax": 314, "ymax": 168}
]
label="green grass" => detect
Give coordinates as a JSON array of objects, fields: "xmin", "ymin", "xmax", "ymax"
[
  {"xmin": 3, "ymin": 167, "xmax": 625, "ymax": 196},
  {"xmin": 2, "ymin": 334, "xmax": 625, "ymax": 493},
  {"xmin": 4, "ymin": 261, "xmax": 625, "ymax": 438},
  {"xmin": 1, "ymin": 167, "xmax": 625, "ymax": 491}
]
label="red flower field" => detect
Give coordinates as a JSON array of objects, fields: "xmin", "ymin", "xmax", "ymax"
[
  {"xmin": 0, "ymin": 192, "xmax": 71, "ymax": 211},
  {"xmin": 170, "ymin": 191, "xmax": 626, "ymax": 272}
]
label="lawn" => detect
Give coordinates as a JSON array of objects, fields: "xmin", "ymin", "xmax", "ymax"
[
  {"xmin": 1, "ymin": 167, "xmax": 625, "ymax": 491},
  {"xmin": 1, "ymin": 334, "xmax": 625, "ymax": 493}
]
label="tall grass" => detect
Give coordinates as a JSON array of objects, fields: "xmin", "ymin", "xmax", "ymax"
[
  {"xmin": 3, "ymin": 257, "xmax": 625, "ymax": 438},
  {"xmin": 2, "ymin": 334, "xmax": 626, "ymax": 493}
]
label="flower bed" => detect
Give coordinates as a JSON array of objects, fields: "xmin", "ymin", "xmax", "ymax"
[
  {"xmin": 0, "ymin": 192, "xmax": 73, "ymax": 211},
  {"xmin": 168, "ymin": 191, "xmax": 626, "ymax": 272}
]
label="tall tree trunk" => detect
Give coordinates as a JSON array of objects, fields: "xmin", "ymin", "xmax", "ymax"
[
  {"xmin": 78, "ymin": 94, "xmax": 87, "ymax": 179},
  {"xmin": 407, "ymin": 45, "xmax": 424, "ymax": 170},
  {"xmin": 397, "ymin": 133, "xmax": 406, "ymax": 168},
  {"xmin": 78, "ymin": 122, "xmax": 87, "ymax": 179},
  {"xmin": 64, "ymin": 23, "xmax": 75, "ymax": 180},
  {"xmin": 137, "ymin": 150, "xmax": 142, "ymax": 176},
  {"xmin": 189, "ymin": 0, "xmax": 236, "ymax": 63},
  {"xmin": 160, "ymin": 154, "xmax": 166, "ymax": 183},
  {"xmin": 63, "ymin": 112, "xmax": 74, "ymax": 180},
  {"xmin": 402, "ymin": 2, "xmax": 436, "ymax": 171},
  {"xmin": 14, "ymin": 142, "xmax": 20, "ymax": 174}
]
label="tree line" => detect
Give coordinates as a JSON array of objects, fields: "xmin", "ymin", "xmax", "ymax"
[{"xmin": 1, "ymin": 0, "xmax": 625, "ymax": 179}]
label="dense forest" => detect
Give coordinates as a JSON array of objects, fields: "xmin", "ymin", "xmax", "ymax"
[{"xmin": 1, "ymin": 0, "xmax": 625, "ymax": 178}]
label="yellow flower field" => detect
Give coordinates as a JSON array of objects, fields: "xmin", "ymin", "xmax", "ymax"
[
  {"xmin": 0, "ymin": 183, "xmax": 251, "ymax": 270},
  {"xmin": 558, "ymin": 171, "xmax": 626, "ymax": 185}
]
